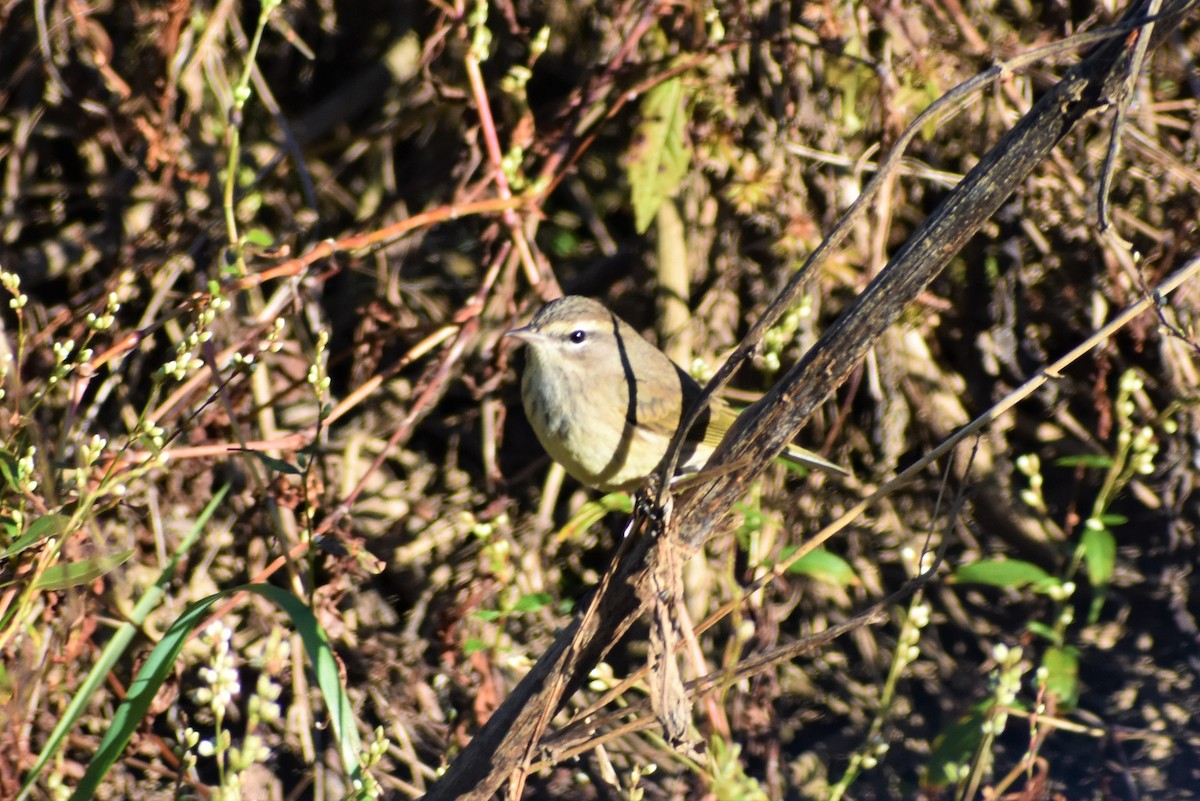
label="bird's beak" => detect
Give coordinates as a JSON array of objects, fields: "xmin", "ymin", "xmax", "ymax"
[{"xmin": 505, "ymin": 325, "xmax": 542, "ymax": 344}]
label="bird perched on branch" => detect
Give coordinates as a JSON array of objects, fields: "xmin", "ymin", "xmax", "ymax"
[{"xmin": 507, "ymin": 295, "xmax": 845, "ymax": 492}]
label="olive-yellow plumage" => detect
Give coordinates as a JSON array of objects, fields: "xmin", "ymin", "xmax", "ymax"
[{"xmin": 507, "ymin": 296, "xmax": 844, "ymax": 492}]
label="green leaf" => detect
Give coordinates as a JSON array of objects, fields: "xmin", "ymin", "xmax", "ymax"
[
  {"xmin": 473, "ymin": 609, "xmax": 503, "ymax": 622},
  {"xmin": 1082, "ymin": 525, "xmax": 1116, "ymax": 622},
  {"xmin": 462, "ymin": 638, "xmax": 486, "ymax": 655},
  {"xmin": 4, "ymin": 513, "xmax": 71, "ymax": 557},
  {"xmin": 782, "ymin": 547, "xmax": 858, "ymax": 587},
  {"xmin": 1026, "ymin": 621, "xmax": 1061, "ymax": 645},
  {"xmin": 923, "ymin": 704, "xmax": 991, "ymax": 789},
  {"xmin": 550, "ymin": 228, "xmax": 582, "ymax": 258},
  {"xmin": 555, "ymin": 492, "xmax": 631, "ymax": 542},
  {"xmin": 1041, "ymin": 645, "xmax": 1079, "ymax": 709},
  {"xmin": 512, "ymin": 592, "xmax": 553, "ymax": 613},
  {"xmin": 1081, "ymin": 526, "xmax": 1116, "ymax": 590},
  {"xmin": 244, "ymin": 228, "xmax": 275, "ymax": 247},
  {"xmin": 951, "ymin": 559, "xmax": 1059, "ymax": 592},
  {"xmin": 735, "ymin": 500, "xmax": 764, "ymax": 536},
  {"xmin": 34, "ymin": 548, "xmax": 135, "ymax": 590},
  {"xmin": 68, "ymin": 583, "xmax": 362, "ymax": 801},
  {"xmin": 628, "ymin": 76, "xmax": 691, "ymax": 233},
  {"xmin": 0, "ymin": 448, "xmax": 19, "ymax": 491},
  {"xmin": 1055, "ymin": 454, "xmax": 1114, "ymax": 469}
]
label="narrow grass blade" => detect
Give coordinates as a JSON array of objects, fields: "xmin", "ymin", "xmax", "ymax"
[
  {"xmin": 67, "ymin": 582, "xmax": 362, "ymax": 801},
  {"xmin": 17, "ymin": 485, "xmax": 229, "ymax": 801}
]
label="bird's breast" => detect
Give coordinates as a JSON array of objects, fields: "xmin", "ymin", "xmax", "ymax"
[{"xmin": 521, "ymin": 351, "xmax": 664, "ymax": 491}]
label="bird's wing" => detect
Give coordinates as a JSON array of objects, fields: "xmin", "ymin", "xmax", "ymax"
[
  {"xmin": 629, "ymin": 365, "xmax": 685, "ymax": 438},
  {"xmin": 668, "ymin": 365, "xmax": 731, "ymax": 449},
  {"xmin": 679, "ymin": 368, "xmax": 849, "ymax": 475}
]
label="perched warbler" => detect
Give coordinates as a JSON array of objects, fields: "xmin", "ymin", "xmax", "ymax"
[{"xmin": 506, "ymin": 295, "xmax": 845, "ymax": 492}]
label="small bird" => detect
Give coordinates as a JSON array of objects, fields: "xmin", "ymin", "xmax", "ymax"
[{"xmin": 506, "ymin": 295, "xmax": 845, "ymax": 492}]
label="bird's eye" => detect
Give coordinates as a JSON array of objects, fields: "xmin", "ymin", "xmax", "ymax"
[{"xmin": 569, "ymin": 330, "xmax": 587, "ymax": 344}]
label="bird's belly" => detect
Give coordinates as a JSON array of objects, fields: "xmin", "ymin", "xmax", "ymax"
[{"xmin": 522, "ymin": 368, "xmax": 666, "ymax": 491}]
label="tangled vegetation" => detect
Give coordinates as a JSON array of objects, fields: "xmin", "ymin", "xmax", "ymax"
[{"xmin": 1, "ymin": 0, "xmax": 1198, "ymax": 799}]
